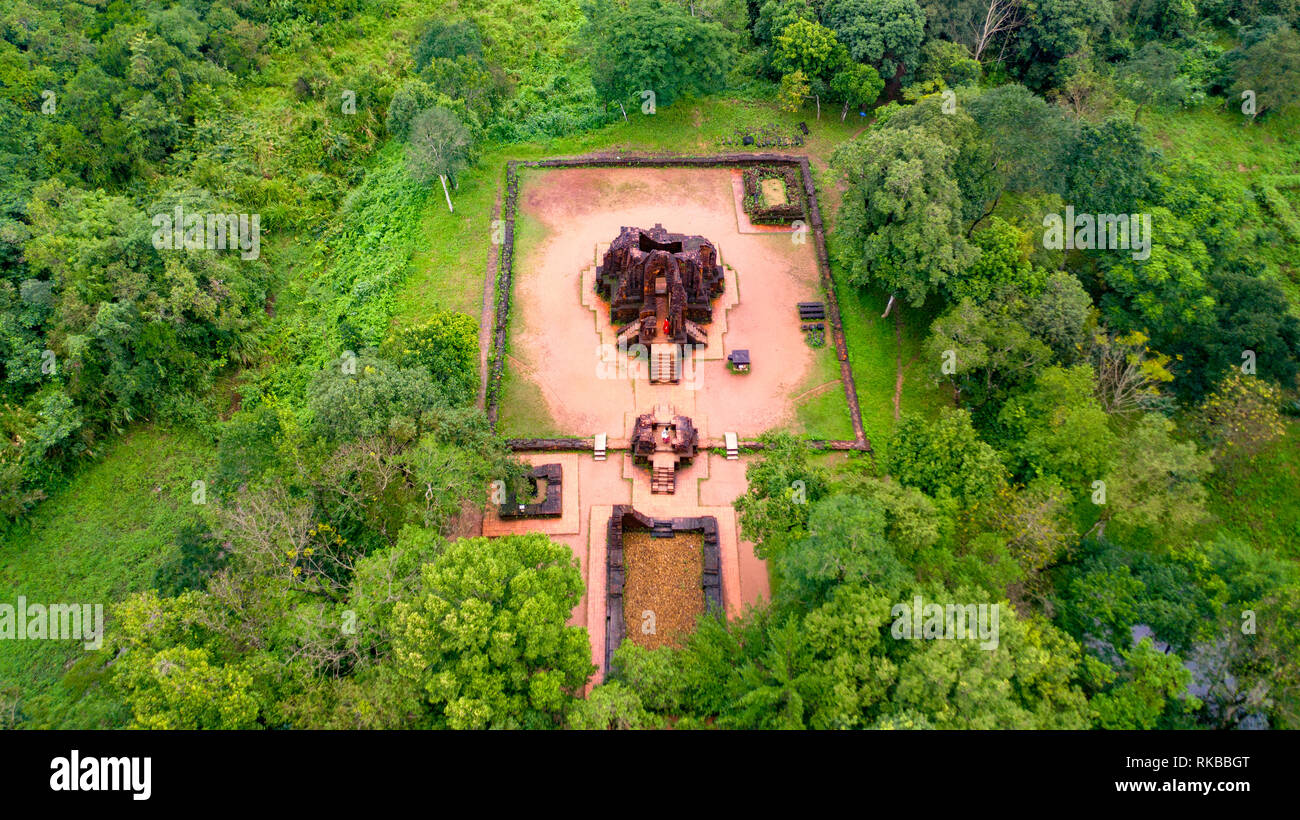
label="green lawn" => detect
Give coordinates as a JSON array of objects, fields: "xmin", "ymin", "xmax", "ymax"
[
  {"xmin": 1145, "ymin": 105, "xmax": 1300, "ymax": 183},
  {"xmin": 793, "ymin": 343, "xmax": 856, "ymax": 441},
  {"xmin": 1206, "ymin": 421, "xmax": 1300, "ymax": 560},
  {"xmin": 391, "ymin": 158, "xmax": 501, "ymax": 325},
  {"xmin": 829, "ymin": 275, "xmax": 952, "ymax": 449},
  {"xmin": 0, "ymin": 427, "xmax": 216, "ymax": 728}
]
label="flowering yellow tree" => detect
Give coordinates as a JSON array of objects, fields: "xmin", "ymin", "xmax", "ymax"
[{"xmin": 1195, "ymin": 372, "xmax": 1286, "ymax": 466}]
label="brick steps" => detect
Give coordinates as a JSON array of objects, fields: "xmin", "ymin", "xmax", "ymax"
[
  {"xmin": 650, "ymin": 463, "xmax": 676, "ymax": 494},
  {"xmin": 649, "ymin": 344, "xmax": 678, "ymax": 384},
  {"xmin": 724, "ymin": 431, "xmax": 739, "ymax": 460}
]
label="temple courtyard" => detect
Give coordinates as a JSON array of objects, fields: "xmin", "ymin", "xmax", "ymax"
[{"xmin": 488, "ymin": 163, "xmax": 850, "ymax": 681}]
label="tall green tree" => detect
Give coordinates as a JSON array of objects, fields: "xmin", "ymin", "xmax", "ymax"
[
  {"xmin": 925, "ymin": 288, "xmax": 1054, "ymax": 411},
  {"xmin": 775, "ymin": 494, "xmax": 910, "ymax": 608},
  {"xmin": 967, "ymin": 83, "xmax": 1077, "ymax": 195},
  {"xmin": 884, "ymin": 408, "xmax": 1008, "ymax": 505},
  {"xmin": 1098, "ymin": 207, "xmax": 1216, "ymax": 356},
  {"xmin": 391, "ymin": 533, "xmax": 594, "ymax": 729},
  {"xmin": 997, "ymin": 364, "xmax": 1116, "ymax": 486},
  {"xmin": 1099, "ymin": 414, "xmax": 1212, "ymax": 544},
  {"xmin": 583, "ymin": 0, "xmax": 733, "ymax": 112},
  {"xmin": 772, "ymin": 18, "xmax": 842, "ymax": 78},
  {"xmin": 876, "ymin": 92, "xmax": 1000, "ymax": 229},
  {"xmin": 772, "ymin": 18, "xmax": 847, "ymax": 117},
  {"xmin": 1117, "ymin": 42, "xmax": 1197, "ymax": 124},
  {"xmin": 830, "ymin": 61, "xmax": 885, "ymax": 119},
  {"xmin": 405, "ymin": 106, "xmax": 472, "ymax": 212},
  {"xmin": 1012, "ymin": 0, "xmax": 1113, "ymax": 90},
  {"xmin": 821, "ymin": 0, "xmax": 927, "ymax": 83},
  {"xmin": 1091, "ymin": 638, "xmax": 1199, "ymax": 729},
  {"xmin": 1229, "ymin": 21, "xmax": 1300, "ymax": 117},
  {"xmin": 832, "ymin": 127, "xmax": 976, "ymax": 305},
  {"xmin": 947, "ymin": 217, "xmax": 1044, "ymax": 304},
  {"xmin": 734, "ymin": 432, "xmax": 831, "ymax": 560},
  {"xmin": 1063, "ymin": 116, "xmax": 1159, "ymax": 214}
]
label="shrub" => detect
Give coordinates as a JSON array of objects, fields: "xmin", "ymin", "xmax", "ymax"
[{"xmin": 383, "ymin": 312, "xmax": 479, "ymax": 406}]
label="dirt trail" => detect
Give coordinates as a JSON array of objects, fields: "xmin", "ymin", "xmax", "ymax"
[
  {"xmin": 892, "ymin": 307, "xmax": 918, "ymax": 421},
  {"xmin": 791, "ymin": 380, "xmax": 842, "ymax": 404}
]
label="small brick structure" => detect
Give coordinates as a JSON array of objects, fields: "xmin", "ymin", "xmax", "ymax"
[
  {"xmin": 630, "ymin": 405, "xmax": 699, "ymax": 494},
  {"xmin": 604, "ymin": 506, "xmax": 722, "ymax": 672},
  {"xmin": 741, "ymin": 165, "xmax": 805, "ymax": 225},
  {"xmin": 497, "ymin": 463, "xmax": 563, "ymax": 518}
]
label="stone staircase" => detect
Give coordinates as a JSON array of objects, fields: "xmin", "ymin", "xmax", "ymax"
[
  {"xmin": 684, "ymin": 319, "xmax": 708, "ymax": 346},
  {"xmin": 649, "ymin": 344, "xmax": 678, "ymax": 384},
  {"xmin": 651, "ymin": 462, "xmax": 676, "ymax": 494}
]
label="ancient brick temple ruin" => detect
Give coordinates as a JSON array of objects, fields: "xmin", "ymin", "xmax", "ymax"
[
  {"xmin": 596, "ymin": 224, "xmax": 725, "ymax": 349},
  {"xmin": 629, "ymin": 404, "xmax": 699, "ymax": 494}
]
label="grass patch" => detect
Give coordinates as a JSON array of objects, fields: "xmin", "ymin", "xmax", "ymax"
[
  {"xmin": 793, "ymin": 346, "xmax": 854, "ymax": 440},
  {"xmin": 1205, "ymin": 422, "xmax": 1300, "ymax": 560},
  {"xmin": 497, "ymin": 364, "xmax": 564, "ymax": 437},
  {"xmin": 392, "ymin": 158, "xmax": 502, "ymax": 325},
  {"xmin": 1144, "ymin": 105, "xmax": 1300, "ymax": 184},
  {"xmin": 0, "ymin": 427, "xmax": 216, "ymax": 728},
  {"xmin": 761, "ymin": 176, "xmax": 789, "ymax": 207},
  {"xmin": 831, "ymin": 271, "xmax": 950, "ymax": 448},
  {"xmin": 496, "ymin": 180, "xmax": 564, "ymax": 437}
]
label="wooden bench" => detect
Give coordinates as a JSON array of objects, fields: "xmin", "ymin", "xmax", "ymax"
[{"xmin": 797, "ymin": 301, "xmax": 826, "ymax": 320}]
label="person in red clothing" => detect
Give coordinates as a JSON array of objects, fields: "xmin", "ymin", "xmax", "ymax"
[{"xmin": 662, "ymin": 318, "xmax": 670, "ymax": 336}]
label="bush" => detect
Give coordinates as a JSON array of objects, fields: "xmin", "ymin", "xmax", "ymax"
[
  {"xmin": 307, "ymin": 352, "xmax": 449, "ymax": 442},
  {"xmin": 153, "ymin": 521, "xmax": 227, "ymax": 596},
  {"xmin": 917, "ymin": 39, "xmax": 981, "ymax": 87},
  {"xmin": 383, "ymin": 312, "xmax": 479, "ymax": 406}
]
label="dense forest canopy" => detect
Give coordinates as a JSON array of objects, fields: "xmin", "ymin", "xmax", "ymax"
[{"xmin": 0, "ymin": 0, "xmax": 1297, "ymax": 730}]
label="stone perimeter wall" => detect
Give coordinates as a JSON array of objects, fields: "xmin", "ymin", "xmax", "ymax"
[{"xmin": 485, "ymin": 152, "xmax": 871, "ymax": 454}]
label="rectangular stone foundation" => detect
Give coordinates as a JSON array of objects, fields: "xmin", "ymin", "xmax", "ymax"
[{"xmin": 604, "ymin": 505, "xmax": 721, "ymax": 673}]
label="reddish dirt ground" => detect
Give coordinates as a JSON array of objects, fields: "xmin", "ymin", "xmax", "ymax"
[{"xmin": 509, "ymin": 166, "xmax": 827, "ymax": 440}]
